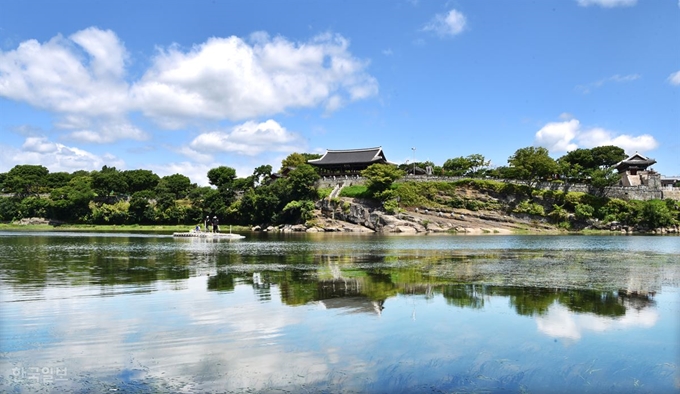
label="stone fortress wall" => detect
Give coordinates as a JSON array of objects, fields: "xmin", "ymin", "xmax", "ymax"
[{"xmin": 317, "ymin": 175, "xmax": 680, "ymax": 201}]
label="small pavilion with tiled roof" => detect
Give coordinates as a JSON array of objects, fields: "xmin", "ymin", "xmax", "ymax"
[
  {"xmin": 307, "ymin": 147, "xmax": 393, "ymax": 176},
  {"xmin": 613, "ymin": 152, "xmax": 657, "ymax": 175},
  {"xmin": 613, "ymin": 152, "xmax": 660, "ymax": 187}
]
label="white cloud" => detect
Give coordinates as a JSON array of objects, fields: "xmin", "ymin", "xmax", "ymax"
[
  {"xmin": 149, "ymin": 161, "xmax": 214, "ymax": 186},
  {"xmin": 189, "ymin": 119, "xmax": 305, "ymax": 156},
  {"xmin": 0, "ymin": 136, "xmax": 124, "ymax": 173},
  {"xmin": 534, "ymin": 119, "xmax": 580, "ymax": 152},
  {"xmin": 577, "ymin": 128, "xmax": 658, "ymax": 152},
  {"xmin": 131, "ymin": 32, "xmax": 378, "ymax": 127},
  {"xmin": 65, "ymin": 120, "xmax": 149, "ymax": 143},
  {"xmin": 576, "ymin": 0, "xmax": 637, "ymax": 7},
  {"xmin": 0, "ymin": 28, "xmax": 140, "ymax": 144},
  {"xmin": 0, "ymin": 28, "xmax": 378, "ymax": 144},
  {"xmin": 423, "ymin": 9, "xmax": 467, "ymax": 38},
  {"xmin": 173, "ymin": 146, "xmax": 216, "ymax": 164},
  {"xmin": 534, "ymin": 116, "xmax": 658, "ymax": 154},
  {"xmin": 536, "ymin": 303, "xmax": 658, "ymax": 340},
  {"xmin": 576, "ymin": 73, "xmax": 640, "ymax": 94},
  {"xmin": 70, "ymin": 27, "xmax": 127, "ymax": 79},
  {"xmin": 0, "ymin": 28, "xmax": 130, "ymax": 117},
  {"xmin": 668, "ymin": 70, "xmax": 680, "ymax": 86}
]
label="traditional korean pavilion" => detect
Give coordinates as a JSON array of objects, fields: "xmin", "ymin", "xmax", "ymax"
[
  {"xmin": 307, "ymin": 147, "xmax": 393, "ymax": 176},
  {"xmin": 613, "ymin": 153, "xmax": 657, "ymax": 175},
  {"xmin": 613, "ymin": 153, "xmax": 660, "ymax": 187}
]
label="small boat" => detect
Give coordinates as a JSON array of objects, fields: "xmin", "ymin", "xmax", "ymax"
[{"xmin": 173, "ymin": 226, "xmax": 245, "ymax": 240}]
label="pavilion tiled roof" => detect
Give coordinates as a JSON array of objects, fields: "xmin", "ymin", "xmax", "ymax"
[
  {"xmin": 613, "ymin": 152, "xmax": 656, "ymax": 171},
  {"xmin": 307, "ymin": 147, "xmax": 388, "ymax": 166}
]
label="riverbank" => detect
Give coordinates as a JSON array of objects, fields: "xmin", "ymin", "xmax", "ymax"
[{"xmin": 0, "ymin": 223, "xmax": 251, "ymax": 233}]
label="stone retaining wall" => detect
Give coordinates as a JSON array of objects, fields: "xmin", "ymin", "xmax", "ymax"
[{"xmin": 316, "ymin": 175, "xmax": 680, "ymax": 201}]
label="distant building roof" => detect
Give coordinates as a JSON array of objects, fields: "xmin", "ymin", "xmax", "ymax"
[
  {"xmin": 613, "ymin": 152, "xmax": 657, "ymax": 172},
  {"xmin": 307, "ymin": 147, "xmax": 390, "ymax": 166}
]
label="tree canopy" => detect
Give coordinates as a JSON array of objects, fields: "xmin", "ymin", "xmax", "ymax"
[
  {"xmin": 507, "ymin": 147, "xmax": 558, "ymax": 186},
  {"xmin": 4, "ymin": 165, "xmax": 49, "ymax": 196}
]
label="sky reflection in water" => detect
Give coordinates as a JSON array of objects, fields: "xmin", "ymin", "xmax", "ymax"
[{"xmin": 0, "ymin": 233, "xmax": 678, "ymax": 393}]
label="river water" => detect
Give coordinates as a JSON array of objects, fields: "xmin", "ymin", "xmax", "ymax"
[{"xmin": 0, "ymin": 232, "xmax": 678, "ymax": 393}]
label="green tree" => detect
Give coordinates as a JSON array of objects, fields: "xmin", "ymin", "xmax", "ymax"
[
  {"xmin": 123, "ymin": 169, "xmax": 160, "ymax": 194},
  {"xmin": 590, "ymin": 145, "xmax": 626, "ymax": 169},
  {"xmin": 442, "ymin": 156, "xmax": 471, "ymax": 176},
  {"xmin": 281, "ymin": 153, "xmax": 308, "ymax": 169},
  {"xmin": 90, "ymin": 201, "xmax": 129, "ymax": 224},
  {"xmin": 642, "ymin": 200, "xmax": 674, "ymax": 229},
  {"xmin": 239, "ymin": 184, "xmax": 282, "ymax": 225},
  {"xmin": 507, "ymin": 147, "xmax": 558, "ymax": 187},
  {"xmin": 49, "ymin": 176, "xmax": 95, "ymax": 222},
  {"xmin": 45, "ymin": 172, "xmax": 72, "ymax": 190},
  {"xmin": 4, "ymin": 165, "xmax": 49, "ymax": 197},
  {"xmin": 253, "ymin": 164, "xmax": 273, "ymax": 186},
  {"xmin": 208, "ymin": 166, "xmax": 237, "ymax": 190},
  {"xmin": 92, "ymin": 166, "xmax": 128, "ymax": 196},
  {"xmin": 157, "ymin": 174, "xmax": 194, "ymax": 199},
  {"xmin": 281, "ymin": 200, "xmax": 316, "ymax": 223},
  {"xmin": 574, "ymin": 203, "xmax": 595, "ymax": 220},
  {"xmin": 285, "ymin": 164, "xmax": 320, "ymax": 201},
  {"xmin": 0, "ymin": 197, "xmax": 19, "ymax": 221},
  {"xmin": 128, "ymin": 191, "xmax": 156, "ymax": 224},
  {"xmin": 17, "ymin": 196, "xmax": 50, "ymax": 218},
  {"xmin": 361, "ymin": 164, "xmax": 404, "ymax": 199},
  {"xmin": 558, "ymin": 149, "xmax": 594, "ymax": 181},
  {"xmin": 590, "ymin": 168, "xmax": 621, "ymax": 188},
  {"xmin": 465, "ymin": 154, "xmax": 491, "ymax": 176}
]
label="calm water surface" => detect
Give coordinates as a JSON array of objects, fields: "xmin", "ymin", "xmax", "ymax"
[{"xmin": 0, "ymin": 232, "xmax": 678, "ymax": 393}]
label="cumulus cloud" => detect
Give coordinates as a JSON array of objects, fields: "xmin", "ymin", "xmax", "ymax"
[
  {"xmin": 0, "ymin": 28, "xmax": 139, "ymax": 143},
  {"xmin": 668, "ymin": 70, "xmax": 680, "ymax": 86},
  {"xmin": 534, "ymin": 116, "xmax": 658, "ymax": 154},
  {"xmin": 534, "ymin": 119, "xmax": 580, "ymax": 152},
  {"xmin": 189, "ymin": 119, "xmax": 305, "ymax": 156},
  {"xmin": 0, "ymin": 28, "xmax": 130, "ymax": 116},
  {"xmin": 575, "ymin": 74, "xmax": 640, "ymax": 94},
  {"xmin": 0, "ymin": 136, "xmax": 124, "ymax": 173},
  {"xmin": 576, "ymin": 0, "xmax": 637, "ymax": 7},
  {"xmin": 422, "ymin": 9, "xmax": 467, "ymax": 38},
  {"xmin": 0, "ymin": 27, "xmax": 378, "ymax": 142},
  {"xmin": 130, "ymin": 32, "xmax": 378, "ymax": 127}
]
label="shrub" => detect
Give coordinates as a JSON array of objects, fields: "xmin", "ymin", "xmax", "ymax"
[
  {"xmin": 564, "ymin": 192, "xmax": 586, "ymax": 210},
  {"xmin": 464, "ymin": 200, "xmax": 484, "ymax": 211},
  {"xmin": 383, "ymin": 199, "xmax": 399, "ymax": 214},
  {"xmin": 514, "ymin": 200, "xmax": 545, "ymax": 216},
  {"xmin": 574, "ymin": 203, "xmax": 594, "ymax": 220},
  {"xmin": 642, "ymin": 199, "xmax": 674, "ymax": 229},
  {"xmin": 549, "ymin": 204, "xmax": 569, "ymax": 222}
]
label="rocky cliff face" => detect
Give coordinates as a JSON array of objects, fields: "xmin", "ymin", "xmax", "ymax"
[
  {"xmin": 254, "ymin": 196, "xmax": 560, "ymax": 234},
  {"xmin": 309, "ymin": 198, "xmax": 554, "ymax": 234},
  {"xmin": 317, "ymin": 198, "xmax": 426, "ymax": 233}
]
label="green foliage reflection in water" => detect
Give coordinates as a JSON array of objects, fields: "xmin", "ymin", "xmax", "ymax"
[{"xmin": 2, "ymin": 235, "xmax": 670, "ymax": 319}]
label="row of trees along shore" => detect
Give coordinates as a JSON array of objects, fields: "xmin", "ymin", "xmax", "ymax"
[{"xmin": 0, "ymin": 146, "xmax": 678, "ymax": 230}]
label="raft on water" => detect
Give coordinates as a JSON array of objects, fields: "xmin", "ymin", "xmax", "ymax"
[{"xmin": 172, "ymin": 231, "xmax": 245, "ymax": 240}]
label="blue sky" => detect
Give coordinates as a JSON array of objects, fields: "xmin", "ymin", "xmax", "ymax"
[{"xmin": 1, "ymin": 0, "xmax": 678, "ymax": 185}]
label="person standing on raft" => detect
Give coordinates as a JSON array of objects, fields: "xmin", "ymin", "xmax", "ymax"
[{"xmin": 212, "ymin": 216, "xmax": 220, "ymax": 233}]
